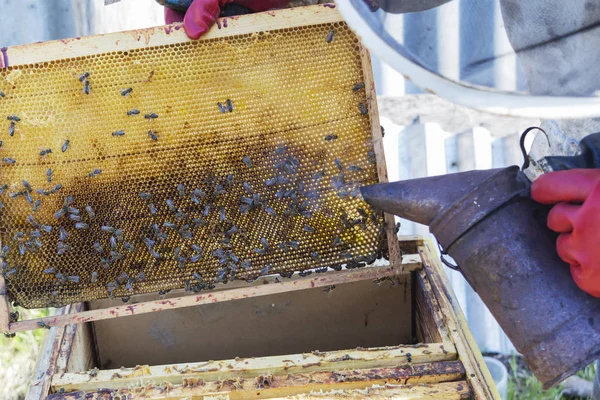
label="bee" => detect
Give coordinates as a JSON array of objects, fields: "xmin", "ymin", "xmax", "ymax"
[
  {"xmin": 163, "ymin": 221, "xmax": 177, "ymax": 230},
  {"xmin": 51, "ymin": 184, "xmax": 63, "ymax": 193},
  {"xmin": 260, "ymin": 237, "xmax": 270, "ymax": 251},
  {"xmin": 112, "ymin": 130, "xmax": 125, "ymax": 137},
  {"xmin": 40, "ymin": 224, "xmax": 52, "ymax": 233},
  {"xmin": 312, "ymin": 170, "xmax": 325, "ymax": 181},
  {"xmin": 59, "ymin": 227, "xmax": 69, "ymax": 241},
  {"xmin": 37, "ymin": 321, "xmax": 51, "ymax": 329},
  {"xmin": 324, "ymin": 134, "xmax": 338, "ymax": 141},
  {"xmin": 8, "ymin": 122, "xmax": 14, "ymax": 136},
  {"xmin": 57, "ymin": 241, "xmax": 71, "ymax": 255},
  {"xmin": 394, "ymin": 222, "xmax": 401, "ymax": 234},
  {"xmin": 21, "ymin": 180, "xmax": 32, "ymax": 192},
  {"xmin": 126, "ymin": 109, "xmax": 140, "ymax": 116},
  {"xmin": 123, "ymin": 242, "xmax": 135, "ymax": 252},
  {"xmin": 311, "ymin": 251, "xmax": 321, "ymax": 260},
  {"xmin": 54, "ymin": 208, "xmax": 66, "ymax": 219},
  {"xmin": 303, "ymin": 225, "xmax": 315, "ymax": 233},
  {"xmin": 215, "ymin": 267, "xmax": 228, "ymax": 283},
  {"xmin": 192, "ymin": 272, "xmax": 203, "ymax": 282},
  {"xmin": 44, "ymin": 267, "xmax": 56, "ymax": 275},
  {"xmin": 45, "ymin": 168, "xmax": 53, "ymax": 183},
  {"xmin": 0, "ymin": 91, "xmax": 4, "ymax": 97},
  {"xmin": 144, "ymin": 113, "xmax": 158, "ymax": 119},
  {"xmin": 163, "ymin": 199, "xmax": 174, "ymax": 212},
  {"xmin": 142, "ymin": 237, "xmax": 155, "ymax": 250},
  {"xmin": 177, "ymin": 183, "xmax": 186, "ymax": 197},
  {"xmin": 61, "ymin": 140, "xmax": 70, "ymax": 152},
  {"xmin": 0, "ymin": 184, "xmax": 7, "ymax": 194},
  {"xmin": 254, "ymin": 248, "xmax": 266, "ymax": 255},
  {"xmin": 359, "ymin": 102, "xmax": 368, "ymax": 115},
  {"xmin": 7, "ymin": 115, "xmax": 20, "ymax": 122},
  {"xmin": 217, "ymin": 102, "xmax": 227, "ymax": 113},
  {"xmin": 88, "ymin": 169, "xmax": 102, "ymax": 177},
  {"xmin": 264, "ymin": 207, "xmax": 277, "ymax": 217},
  {"xmin": 202, "ymin": 204, "xmax": 211, "ymax": 217},
  {"xmin": 275, "ymin": 145, "xmax": 288, "ymax": 155},
  {"xmin": 347, "ymin": 165, "xmax": 362, "ymax": 172},
  {"xmin": 85, "ymin": 205, "xmax": 95, "ymax": 218},
  {"xmin": 9, "ymin": 191, "xmax": 24, "ymax": 199},
  {"xmin": 93, "ymin": 241, "xmax": 103, "ymax": 254},
  {"xmin": 332, "ymin": 236, "xmax": 342, "ymax": 247},
  {"xmin": 83, "ymin": 80, "xmax": 90, "ymax": 95},
  {"xmin": 298, "ymin": 271, "xmax": 312, "ymax": 277},
  {"xmin": 218, "ymin": 207, "xmax": 226, "ymax": 222},
  {"xmin": 352, "ymin": 82, "xmax": 365, "ymax": 91},
  {"xmin": 326, "ymin": 29, "xmax": 335, "ymax": 43},
  {"xmin": 140, "ymin": 192, "xmax": 152, "ymax": 201},
  {"xmin": 69, "ymin": 214, "xmax": 82, "ymax": 222},
  {"xmin": 334, "ymin": 158, "xmax": 343, "ymax": 171},
  {"xmin": 79, "ymin": 72, "xmax": 90, "ymax": 82},
  {"xmin": 75, "ymin": 222, "xmax": 89, "ymax": 230},
  {"xmin": 240, "ymin": 260, "xmax": 251, "ymax": 270},
  {"xmin": 260, "ymin": 264, "xmax": 272, "ymax": 275},
  {"xmin": 145, "ymin": 130, "xmax": 158, "ymax": 141},
  {"xmin": 2, "ymin": 157, "xmax": 15, "ymax": 165},
  {"xmin": 101, "ymin": 225, "xmax": 115, "ymax": 234},
  {"xmin": 239, "ymin": 154, "xmax": 254, "ymax": 169},
  {"xmin": 4, "ymin": 268, "xmax": 16, "ymax": 278},
  {"xmin": 114, "ymin": 229, "xmax": 124, "ymax": 242},
  {"xmin": 121, "ymin": 87, "xmax": 133, "ymax": 96},
  {"xmin": 324, "ymin": 285, "xmax": 336, "ymax": 293},
  {"xmin": 91, "ymin": 271, "xmax": 98, "ymax": 283},
  {"xmin": 24, "ymin": 192, "xmax": 33, "ymax": 203}
]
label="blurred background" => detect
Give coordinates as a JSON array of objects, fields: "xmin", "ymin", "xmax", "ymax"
[{"xmin": 0, "ymin": 0, "xmax": 593, "ymax": 399}]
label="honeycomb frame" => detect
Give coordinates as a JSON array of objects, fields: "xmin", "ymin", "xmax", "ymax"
[{"xmin": 0, "ymin": 4, "xmax": 400, "ymax": 312}]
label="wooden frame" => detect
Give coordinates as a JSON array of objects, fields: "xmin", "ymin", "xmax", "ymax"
[
  {"xmin": 1, "ymin": 3, "xmax": 404, "ymax": 333},
  {"xmin": 29, "ymin": 236, "xmax": 499, "ymax": 399}
]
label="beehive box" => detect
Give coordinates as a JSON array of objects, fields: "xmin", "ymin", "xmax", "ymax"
[{"xmin": 29, "ymin": 237, "xmax": 498, "ymax": 399}]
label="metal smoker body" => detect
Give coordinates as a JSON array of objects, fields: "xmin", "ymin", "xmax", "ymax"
[{"xmin": 362, "ymin": 165, "xmax": 600, "ymax": 387}]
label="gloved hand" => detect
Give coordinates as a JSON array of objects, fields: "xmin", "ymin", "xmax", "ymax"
[
  {"xmin": 531, "ymin": 169, "xmax": 600, "ymax": 297},
  {"xmin": 164, "ymin": 0, "xmax": 291, "ymax": 40}
]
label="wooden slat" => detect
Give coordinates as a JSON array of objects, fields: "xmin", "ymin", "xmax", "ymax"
[
  {"xmin": 26, "ymin": 306, "xmax": 71, "ymax": 400},
  {"xmin": 11, "ymin": 260, "xmax": 419, "ymax": 333},
  {"xmin": 51, "ymin": 342, "xmax": 455, "ymax": 392},
  {"xmin": 48, "ymin": 380, "xmax": 473, "ymax": 400},
  {"xmin": 55, "ymin": 304, "xmax": 96, "ymax": 376},
  {"xmin": 358, "ymin": 44, "xmax": 405, "ymax": 273},
  {"xmin": 0, "ymin": 275, "xmax": 10, "ymax": 334},
  {"xmin": 418, "ymin": 242, "xmax": 499, "ymax": 400},
  {"xmin": 2, "ymin": 5, "xmax": 343, "ymax": 68},
  {"xmin": 49, "ymin": 362, "xmax": 465, "ymax": 399}
]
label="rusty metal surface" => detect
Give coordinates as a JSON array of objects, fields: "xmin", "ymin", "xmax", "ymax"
[{"xmin": 362, "ymin": 166, "xmax": 600, "ymax": 388}]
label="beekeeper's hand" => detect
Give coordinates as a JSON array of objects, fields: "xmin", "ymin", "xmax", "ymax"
[
  {"xmin": 164, "ymin": 0, "xmax": 291, "ymax": 40},
  {"xmin": 532, "ymin": 169, "xmax": 600, "ymax": 297}
]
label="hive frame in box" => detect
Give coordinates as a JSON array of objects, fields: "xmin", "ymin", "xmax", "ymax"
[
  {"xmin": 0, "ymin": 4, "xmax": 403, "ymax": 334},
  {"xmin": 29, "ymin": 238, "xmax": 500, "ymax": 400}
]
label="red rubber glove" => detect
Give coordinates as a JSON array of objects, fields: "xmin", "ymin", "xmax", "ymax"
[
  {"xmin": 165, "ymin": 0, "xmax": 291, "ymax": 40},
  {"xmin": 531, "ymin": 169, "xmax": 600, "ymax": 297}
]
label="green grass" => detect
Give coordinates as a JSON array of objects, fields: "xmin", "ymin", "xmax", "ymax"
[
  {"xmin": 505, "ymin": 354, "xmax": 596, "ymax": 400},
  {"xmin": 0, "ymin": 308, "xmax": 49, "ymax": 400}
]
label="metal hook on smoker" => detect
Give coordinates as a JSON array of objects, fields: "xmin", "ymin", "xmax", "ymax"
[
  {"xmin": 438, "ymin": 242, "xmax": 460, "ymax": 271},
  {"xmin": 520, "ymin": 126, "xmax": 550, "ymax": 171}
]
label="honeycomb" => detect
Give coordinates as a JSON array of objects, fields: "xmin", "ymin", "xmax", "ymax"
[{"xmin": 0, "ymin": 19, "xmax": 387, "ymax": 309}]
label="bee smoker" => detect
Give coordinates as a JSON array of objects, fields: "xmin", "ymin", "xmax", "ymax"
[{"xmin": 360, "ymin": 132, "xmax": 600, "ymax": 388}]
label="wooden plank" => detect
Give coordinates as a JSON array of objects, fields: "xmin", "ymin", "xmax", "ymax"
[
  {"xmin": 48, "ymin": 380, "xmax": 473, "ymax": 400},
  {"xmin": 415, "ymin": 274, "xmax": 443, "ymax": 343},
  {"xmin": 2, "ymin": 4, "xmax": 343, "ymax": 68},
  {"xmin": 418, "ymin": 242, "xmax": 500, "ymax": 400},
  {"xmin": 398, "ymin": 235, "xmax": 424, "ymax": 255},
  {"xmin": 65, "ymin": 322, "xmax": 96, "ymax": 373},
  {"xmin": 0, "ymin": 275, "xmax": 10, "ymax": 334},
  {"xmin": 49, "ymin": 361, "xmax": 465, "ymax": 399},
  {"xmin": 11, "ymin": 261, "xmax": 419, "ymax": 333},
  {"xmin": 51, "ymin": 343, "xmax": 456, "ymax": 392},
  {"xmin": 358, "ymin": 44, "xmax": 405, "ymax": 272},
  {"xmin": 26, "ymin": 306, "xmax": 71, "ymax": 400}
]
